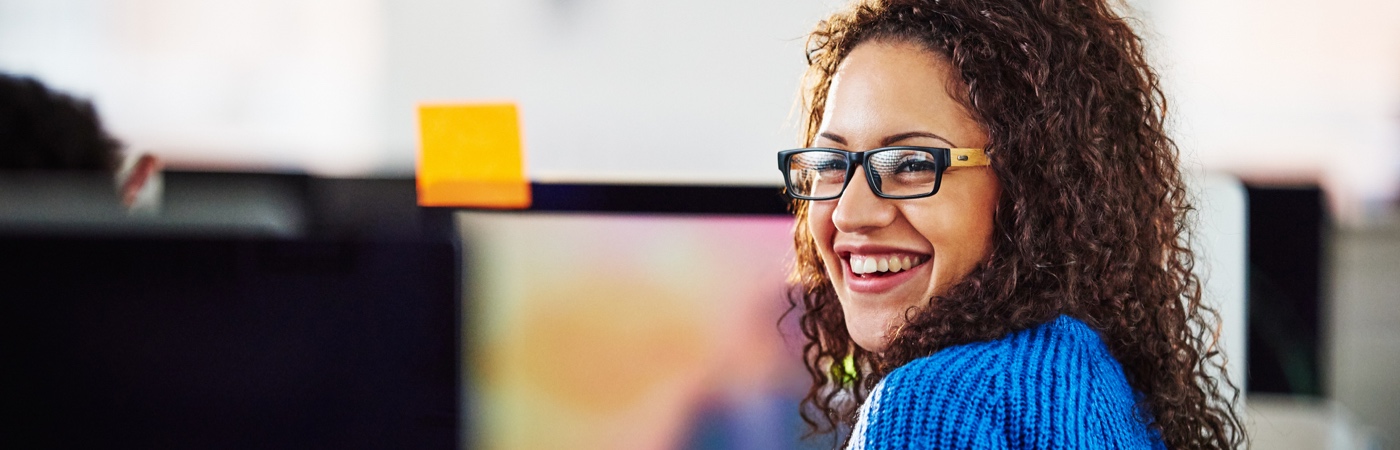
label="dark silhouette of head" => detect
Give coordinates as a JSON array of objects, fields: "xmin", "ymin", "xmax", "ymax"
[{"xmin": 0, "ymin": 73, "xmax": 121, "ymax": 171}]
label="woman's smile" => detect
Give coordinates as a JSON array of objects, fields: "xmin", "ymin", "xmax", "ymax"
[{"xmin": 838, "ymin": 246, "xmax": 932, "ymax": 294}]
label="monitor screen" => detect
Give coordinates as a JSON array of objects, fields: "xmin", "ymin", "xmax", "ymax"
[{"xmin": 457, "ymin": 211, "xmax": 820, "ymax": 450}]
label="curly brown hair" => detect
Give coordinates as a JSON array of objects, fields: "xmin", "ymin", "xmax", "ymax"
[{"xmin": 786, "ymin": 0, "xmax": 1246, "ymax": 448}]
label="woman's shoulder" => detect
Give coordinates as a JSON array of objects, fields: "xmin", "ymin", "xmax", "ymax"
[
  {"xmin": 987, "ymin": 316, "xmax": 1148, "ymax": 415},
  {"xmin": 850, "ymin": 316, "xmax": 1091, "ymax": 448},
  {"xmin": 851, "ymin": 316, "xmax": 1164, "ymax": 449},
  {"xmin": 997, "ymin": 315, "xmax": 1125, "ymax": 382},
  {"xmin": 850, "ymin": 334, "xmax": 1013, "ymax": 449},
  {"xmin": 993, "ymin": 315, "xmax": 1163, "ymax": 447},
  {"xmin": 889, "ymin": 315, "xmax": 1149, "ymax": 423},
  {"xmin": 887, "ymin": 315, "xmax": 1112, "ymax": 383}
]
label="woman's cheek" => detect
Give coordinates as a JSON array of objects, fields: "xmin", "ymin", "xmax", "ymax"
[{"xmin": 807, "ymin": 203, "xmax": 841, "ymax": 277}]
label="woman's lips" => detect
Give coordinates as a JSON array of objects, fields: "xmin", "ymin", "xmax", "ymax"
[{"xmin": 842, "ymin": 253, "xmax": 930, "ymax": 294}]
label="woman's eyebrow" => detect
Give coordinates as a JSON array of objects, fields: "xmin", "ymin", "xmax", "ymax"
[
  {"xmin": 817, "ymin": 132, "xmax": 847, "ymax": 145},
  {"xmin": 882, "ymin": 131, "xmax": 957, "ymax": 147}
]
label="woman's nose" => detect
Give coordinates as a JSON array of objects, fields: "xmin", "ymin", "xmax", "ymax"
[{"xmin": 831, "ymin": 166, "xmax": 897, "ymax": 233}]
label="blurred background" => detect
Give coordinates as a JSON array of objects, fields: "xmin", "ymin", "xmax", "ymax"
[{"xmin": 1, "ymin": 0, "xmax": 1396, "ymax": 448}]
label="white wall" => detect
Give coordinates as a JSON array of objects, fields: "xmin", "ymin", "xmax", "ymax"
[
  {"xmin": 3, "ymin": 0, "xmax": 1398, "ymax": 212},
  {"xmin": 1191, "ymin": 172, "xmax": 1250, "ymax": 399},
  {"xmin": 0, "ymin": 0, "xmax": 386, "ymax": 175},
  {"xmin": 1134, "ymin": 0, "xmax": 1400, "ymax": 220},
  {"xmin": 0, "ymin": 0, "xmax": 838, "ymax": 183},
  {"xmin": 381, "ymin": 0, "xmax": 838, "ymax": 184}
]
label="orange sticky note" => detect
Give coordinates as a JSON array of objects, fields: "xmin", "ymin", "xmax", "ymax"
[{"xmin": 417, "ymin": 103, "xmax": 531, "ymax": 208}]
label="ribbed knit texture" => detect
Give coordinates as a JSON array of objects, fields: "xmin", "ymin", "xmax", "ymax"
[{"xmin": 847, "ymin": 315, "xmax": 1166, "ymax": 449}]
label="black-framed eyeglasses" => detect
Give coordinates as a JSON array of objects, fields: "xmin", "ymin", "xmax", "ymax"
[{"xmin": 777, "ymin": 146, "xmax": 990, "ymax": 200}]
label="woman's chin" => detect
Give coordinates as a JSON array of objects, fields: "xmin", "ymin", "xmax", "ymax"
[
  {"xmin": 843, "ymin": 305, "xmax": 903, "ymax": 353},
  {"xmin": 836, "ymin": 264, "xmax": 937, "ymax": 353}
]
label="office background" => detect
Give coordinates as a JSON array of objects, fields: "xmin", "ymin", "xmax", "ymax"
[{"xmin": 2, "ymin": 0, "xmax": 1397, "ymax": 448}]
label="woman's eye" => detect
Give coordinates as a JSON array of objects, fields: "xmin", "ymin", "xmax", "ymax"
[
  {"xmin": 814, "ymin": 161, "xmax": 845, "ymax": 172},
  {"xmin": 894, "ymin": 159, "xmax": 937, "ymax": 173}
]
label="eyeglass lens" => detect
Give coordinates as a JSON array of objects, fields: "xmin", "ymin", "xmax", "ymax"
[{"xmin": 786, "ymin": 149, "xmax": 942, "ymax": 198}]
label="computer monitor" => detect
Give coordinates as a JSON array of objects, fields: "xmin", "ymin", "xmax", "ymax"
[{"xmin": 456, "ymin": 185, "xmax": 821, "ymax": 450}]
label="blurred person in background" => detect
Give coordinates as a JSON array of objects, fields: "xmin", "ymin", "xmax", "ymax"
[
  {"xmin": 780, "ymin": 0, "xmax": 1245, "ymax": 448},
  {"xmin": 0, "ymin": 73, "xmax": 120, "ymax": 171},
  {"xmin": 1, "ymin": 73, "xmax": 159, "ymax": 208}
]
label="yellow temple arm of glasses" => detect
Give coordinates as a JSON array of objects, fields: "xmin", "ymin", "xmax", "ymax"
[{"xmin": 950, "ymin": 148, "xmax": 991, "ymax": 167}]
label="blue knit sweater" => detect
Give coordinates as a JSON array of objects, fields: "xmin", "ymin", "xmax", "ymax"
[{"xmin": 846, "ymin": 315, "xmax": 1166, "ymax": 449}]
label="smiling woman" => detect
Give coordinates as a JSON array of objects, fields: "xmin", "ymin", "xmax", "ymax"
[
  {"xmin": 803, "ymin": 41, "xmax": 1000, "ymax": 354},
  {"xmin": 781, "ymin": 0, "xmax": 1246, "ymax": 449}
]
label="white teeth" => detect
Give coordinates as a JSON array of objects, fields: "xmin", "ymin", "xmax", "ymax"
[{"xmin": 850, "ymin": 254, "xmax": 926, "ymax": 275}]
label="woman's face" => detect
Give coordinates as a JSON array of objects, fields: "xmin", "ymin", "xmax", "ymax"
[{"xmin": 809, "ymin": 40, "xmax": 1000, "ymax": 353}]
